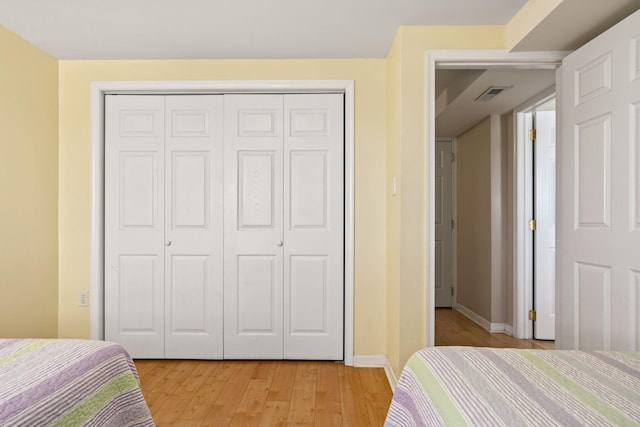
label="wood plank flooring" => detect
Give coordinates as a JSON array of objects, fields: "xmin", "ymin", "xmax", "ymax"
[
  {"xmin": 435, "ymin": 308, "xmax": 555, "ymax": 349},
  {"xmin": 135, "ymin": 309, "xmax": 552, "ymax": 426},
  {"xmin": 134, "ymin": 360, "xmax": 392, "ymax": 427}
]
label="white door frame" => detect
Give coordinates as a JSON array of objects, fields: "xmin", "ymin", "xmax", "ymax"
[
  {"xmin": 512, "ymin": 87, "xmax": 556, "ymax": 339},
  {"xmin": 89, "ymin": 80, "xmax": 355, "ymax": 365},
  {"xmin": 425, "ymin": 51, "xmax": 568, "ymax": 346}
]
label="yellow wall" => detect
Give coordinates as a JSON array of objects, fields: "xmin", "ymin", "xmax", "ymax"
[
  {"xmin": 57, "ymin": 59, "xmax": 388, "ymax": 356},
  {"xmin": 0, "ymin": 26, "xmax": 58, "ymax": 337},
  {"xmin": 385, "ymin": 26, "xmax": 505, "ymax": 376},
  {"xmin": 386, "ymin": 32, "xmax": 402, "ymax": 374}
]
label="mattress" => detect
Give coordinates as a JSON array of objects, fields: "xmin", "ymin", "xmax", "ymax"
[
  {"xmin": 385, "ymin": 346, "xmax": 640, "ymax": 426},
  {"xmin": 0, "ymin": 339, "xmax": 154, "ymax": 426}
]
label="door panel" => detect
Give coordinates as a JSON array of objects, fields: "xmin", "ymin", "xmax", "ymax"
[
  {"xmin": 238, "ymin": 152, "xmax": 276, "ymax": 228},
  {"xmin": 120, "ymin": 153, "xmax": 158, "ymax": 228},
  {"xmin": 533, "ymin": 105, "xmax": 556, "ymax": 340},
  {"xmin": 119, "ymin": 255, "xmax": 159, "ymax": 331},
  {"xmin": 290, "ymin": 151, "xmax": 328, "ymax": 228},
  {"xmin": 171, "ymin": 152, "xmax": 209, "ymax": 228},
  {"xmin": 290, "ymin": 255, "xmax": 328, "ymax": 333},
  {"xmin": 164, "ymin": 95, "xmax": 224, "ymax": 359},
  {"xmin": 559, "ymin": 10, "xmax": 640, "ymax": 350},
  {"xmin": 168, "ymin": 255, "xmax": 209, "ymax": 331},
  {"xmin": 224, "ymin": 94, "xmax": 284, "ymax": 359},
  {"xmin": 237, "ymin": 255, "xmax": 277, "ymax": 333},
  {"xmin": 105, "ymin": 95, "xmax": 165, "ymax": 358},
  {"xmin": 434, "ymin": 140, "xmax": 453, "ymax": 307},
  {"xmin": 284, "ymin": 94, "xmax": 344, "ymax": 360}
]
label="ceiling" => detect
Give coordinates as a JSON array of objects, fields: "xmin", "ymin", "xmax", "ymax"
[
  {"xmin": 435, "ymin": 68, "xmax": 556, "ymax": 137},
  {"xmin": 0, "ymin": 0, "xmax": 527, "ymax": 59}
]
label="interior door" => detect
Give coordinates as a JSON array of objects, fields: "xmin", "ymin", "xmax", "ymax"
[
  {"xmin": 105, "ymin": 95, "xmax": 166, "ymax": 358},
  {"xmin": 434, "ymin": 139, "xmax": 453, "ymax": 307},
  {"xmin": 558, "ymin": 10, "xmax": 640, "ymax": 350},
  {"xmin": 283, "ymin": 94, "xmax": 344, "ymax": 360},
  {"xmin": 224, "ymin": 94, "xmax": 285, "ymax": 359},
  {"xmin": 163, "ymin": 95, "xmax": 224, "ymax": 359},
  {"xmin": 533, "ymin": 100, "xmax": 556, "ymax": 340}
]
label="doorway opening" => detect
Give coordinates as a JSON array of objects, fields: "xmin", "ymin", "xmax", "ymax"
[{"xmin": 426, "ymin": 50, "xmax": 566, "ymax": 347}]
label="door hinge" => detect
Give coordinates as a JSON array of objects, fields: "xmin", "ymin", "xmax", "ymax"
[
  {"xmin": 529, "ymin": 219, "xmax": 537, "ymax": 231},
  {"xmin": 529, "ymin": 129, "xmax": 537, "ymax": 140},
  {"xmin": 451, "ymin": 219, "xmax": 455, "ymax": 230},
  {"xmin": 451, "ymin": 152, "xmax": 455, "ymax": 162},
  {"xmin": 451, "ymin": 287, "xmax": 454, "ymax": 296},
  {"xmin": 528, "ymin": 310, "xmax": 537, "ymax": 321}
]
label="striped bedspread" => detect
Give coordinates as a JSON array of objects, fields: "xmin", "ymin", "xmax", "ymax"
[
  {"xmin": 385, "ymin": 347, "xmax": 640, "ymax": 426},
  {"xmin": 0, "ymin": 339, "xmax": 154, "ymax": 426}
]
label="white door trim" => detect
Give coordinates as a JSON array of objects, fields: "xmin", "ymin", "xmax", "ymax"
[
  {"xmin": 425, "ymin": 51, "xmax": 567, "ymax": 346},
  {"xmin": 89, "ymin": 80, "xmax": 355, "ymax": 366}
]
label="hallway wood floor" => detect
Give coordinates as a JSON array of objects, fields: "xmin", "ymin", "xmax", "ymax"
[{"xmin": 435, "ymin": 308, "xmax": 554, "ymax": 349}]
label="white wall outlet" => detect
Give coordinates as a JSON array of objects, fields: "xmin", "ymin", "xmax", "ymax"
[{"xmin": 79, "ymin": 290, "xmax": 89, "ymax": 307}]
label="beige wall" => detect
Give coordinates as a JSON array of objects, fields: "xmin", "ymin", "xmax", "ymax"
[
  {"xmin": 0, "ymin": 26, "xmax": 59, "ymax": 337},
  {"xmin": 57, "ymin": 59, "xmax": 388, "ymax": 356},
  {"xmin": 456, "ymin": 117, "xmax": 493, "ymax": 320},
  {"xmin": 455, "ymin": 114, "xmax": 511, "ymax": 326}
]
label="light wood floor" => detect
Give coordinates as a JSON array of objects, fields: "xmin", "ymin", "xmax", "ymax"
[
  {"xmin": 134, "ymin": 359, "xmax": 392, "ymax": 427},
  {"xmin": 435, "ymin": 308, "xmax": 555, "ymax": 349},
  {"xmin": 135, "ymin": 309, "xmax": 551, "ymax": 426}
]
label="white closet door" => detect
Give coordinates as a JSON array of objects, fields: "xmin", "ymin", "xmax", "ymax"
[
  {"xmin": 224, "ymin": 94, "xmax": 285, "ymax": 359},
  {"xmin": 283, "ymin": 94, "xmax": 344, "ymax": 359},
  {"xmin": 105, "ymin": 95, "xmax": 166, "ymax": 358},
  {"xmin": 164, "ymin": 95, "xmax": 224, "ymax": 359}
]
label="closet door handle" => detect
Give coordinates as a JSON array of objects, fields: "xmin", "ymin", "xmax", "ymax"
[
  {"xmin": 276, "ymin": 241, "xmax": 284, "ymax": 247},
  {"xmin": 165, "ymin": 241, "xmax": 172, "ymax": 247}
]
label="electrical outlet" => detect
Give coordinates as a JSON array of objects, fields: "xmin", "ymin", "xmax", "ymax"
[{"xmin": 79, "ymin": 290, "xmax": 89, "ymax": 307}]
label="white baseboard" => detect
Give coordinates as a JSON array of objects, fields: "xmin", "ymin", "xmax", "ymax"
[
  {"xmin": 384, "ymin": 357, "xmax": 398, "ymax": 391},
  {"xmin": 353, "ymin": 355, "xmax": 386, "ymax": 367},
  {"xmin": 354, "ymin": 355, "xmax": 397, "ymax": 391},
  {"xmin": 453, "ymin": 304, "xmax": 513, "ymax": 335}
]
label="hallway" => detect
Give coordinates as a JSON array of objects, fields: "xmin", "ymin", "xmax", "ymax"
[{"xmin": 435, "ymin": 308, "xmax": 554, "ymax": 349}]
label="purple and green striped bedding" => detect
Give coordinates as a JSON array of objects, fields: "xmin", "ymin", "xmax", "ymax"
[
  {"xmin": 0, "ymin": 339, "xmax": 154, "ymax": 426},
  {"xmin": 385, "ymin": 347, "xmax": 640, "ymax": 426}
]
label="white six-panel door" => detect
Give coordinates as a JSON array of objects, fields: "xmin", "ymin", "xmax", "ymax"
[
  {"xmin": 163, "ymin": 96, "xmax": 224, "ymax": 358},
  {"xmin": 105, "ymin": 95, "xmax": 166, "ymax": 358},
  {"xmin": 284, "ymin": 94, "xmax": 344, "ymax": 360},
  {"xmin": 434, "ymin": 140, "xmax": 453, "ymax": 308},
  {"xmin": 106, "ymin": 95, "xmax": 224, "ymax": 359},
  {"xmin": 558, "ymin": 10, "xmax": 640, "ymax": 350},
  {"xmin": 223, "ymin": 95, "xmax": 285, "ymax": 358}
]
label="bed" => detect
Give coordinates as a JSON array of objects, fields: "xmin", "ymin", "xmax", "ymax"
[
  {"xmin": 0, "ymin": 339, "xmax": 154, "ymax": 426},
  {"xmin": 385, "ymin": 346, "xmax": 640, "ymax": 426}
]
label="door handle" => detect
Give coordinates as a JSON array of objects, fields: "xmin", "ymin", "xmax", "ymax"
[
  {"xmin": 165, "ymin": 241, "xmax": 172, "ymax": 247},
  {"xmin": 276, "ymin": 241, "xmax": 284, "ymax": 247}
]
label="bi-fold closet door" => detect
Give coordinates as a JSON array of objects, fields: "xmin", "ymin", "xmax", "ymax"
[
  {"xmin": 105, "ymin": 93, "xmax": 344, "ymax": 360},
  {"xmin": 105, "ymin": 95, "xmax": 224, "ymax": 359}
]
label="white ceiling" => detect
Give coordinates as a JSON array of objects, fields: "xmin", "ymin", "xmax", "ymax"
[
  {"xmin": 435, "ymin": 68, "xmax": 556, "ymax": 137},
  {"xmin": 0, "ymin": 0, "xmax": 527, "ymax": 59}
]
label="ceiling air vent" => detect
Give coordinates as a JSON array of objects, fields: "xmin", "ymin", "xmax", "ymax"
[{"xmin": 475, "ymin": 85, "xmax": 511, "ymax": 102}]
